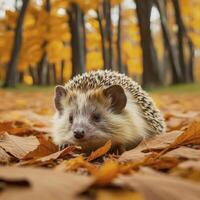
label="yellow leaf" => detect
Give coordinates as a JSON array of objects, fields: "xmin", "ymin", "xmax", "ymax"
[
  {"xmin": 94, "ymin": 160, "xmax": 119, "ymax": 186},
  {"xmin": 87, "ymin": 140, "xmax": 112, "ymax": 162}
]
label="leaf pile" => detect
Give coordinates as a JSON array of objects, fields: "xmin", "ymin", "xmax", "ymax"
[{"xmin": 0, "ymin": 90, "xmax": 200, "ymax": 200}]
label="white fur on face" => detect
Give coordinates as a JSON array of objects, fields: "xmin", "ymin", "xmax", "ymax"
[
  {"xmin": 52, "ymin": 90, "xmax": 150, "ymax": 151},
  {"xmin": 52, "ymin": 92, "xmax": 110, "ymax": 150}
]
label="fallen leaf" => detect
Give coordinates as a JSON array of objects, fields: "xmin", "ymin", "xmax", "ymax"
[
  {"xmin": 166, "ymin": 117, "xmax": 188, "ymax": 131},
  {"xmin": 159, "ymin": 120, "xmax": 200, "ymax": 156},
  {"xmin": 19, "ymin": 145, "xmax": 77, "ymax": 166},
  {"xmin": 23, "ymin": 134, "xmax": 58, "ymax": 160},
  {"xmin": 0, "ymin": 177, "xmax": 30, "ymax": 190},
  {"xmin": 119, "ymin": 131, "xmax": 182, "ymax": 162},
  {"xmin": 0, "ymin": 121, "xmax": 42, "ymax": 136},
  {"xmin": 166, "ymin": 146, "xmax": 200, "ymax": 160},
  {"xmin": 87, "ymin": 140, "xmax": 112, "ymax": 162},
  {"xmin": 143, "ymin": 154, "xmax": 179, "ymax": 170},
  {"xmin": 94, "ymin": 160, "xmax": 119, "ymax": 186},
  {"xmin": 96, "ymin": 189, "xmax": 143, "ymax": 200},
  {"xmin": 170, "ymin": 168, "xmax": 200, "ymax": 183},
  {"xmin": 0, "ymin": 166, "xmax": 93, "ymax": 200},
  {"xmin": 0, "ymin": 132, "xmax": 39, "ymax": 159},
  {"xmin": 0, "ymin": 147, "xmax": 12, "ymax": 164},
  {"xmin": 164, "ymin": 111, "xmax": 199, "ymax": 120},
  {"xmin": 114, "ymin": 168, "xmax": 200, "ymax": 200},
  {"xmin": 56, "ymin": 156, "xmax": 98, "ymax": 174},
  {"xmin": 170, "ymin": 120, "xmax": 200, "ymax": 147},
  {"xmin": 178, "ymin": 160, "xmax": 200, "ymax": 170}
]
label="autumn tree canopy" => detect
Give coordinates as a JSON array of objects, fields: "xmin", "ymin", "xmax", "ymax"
[{"xmin": 0, "ymin": 0, "xmax": 199, "ymax": 87}]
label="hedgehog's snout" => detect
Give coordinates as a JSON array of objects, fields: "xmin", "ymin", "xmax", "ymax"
[{"xmin": 73, "ymin": 128, "xmax": 85, "ymax": 139}]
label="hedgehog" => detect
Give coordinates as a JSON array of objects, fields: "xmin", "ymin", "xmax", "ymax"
[{"xmin": 52, "ymin": 70, "xmax": 166, "ymax": 153}]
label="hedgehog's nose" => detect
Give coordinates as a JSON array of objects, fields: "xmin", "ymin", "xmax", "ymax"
[{"xmin": 73, "ymin": 129, "xmax": 85, "ymax": 139}]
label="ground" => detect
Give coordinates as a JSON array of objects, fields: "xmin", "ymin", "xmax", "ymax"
[{"xmin": 0, "ymin": 84, "xmax": 200, "ymax": 200}]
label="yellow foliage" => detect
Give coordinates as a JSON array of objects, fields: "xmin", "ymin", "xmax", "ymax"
[
  {"xmin": 5, "ymin": 10, "xmax": 18, "ymax": 29},
  {"xmin": 0, "ymin": 0, "xmax": 199, "ymax": 79},
  {"xmin": 24, "ymin": 13, "xmax": 36, "ymax": 28},
  {"xmin": 111, "ymin": 0, "xmax": 122, "ymax": 5},
  {"xmin": 63, "ymin": 61, "xmax": 72, "ymax": 80},
  {"xmin": 52, "ymin": 0, "xmax": 69, "ymax": 10},
  {"xmin": 87, "ymin": 51, "xmax": 103, "ymax": 70},
  {"xmin": 23, "ymin": 75, "xmax": 33, "ymax": 85},
  {"xmin": 189, "ymin": 32, "xmax": 200, "ymax": 48},
  {"xmin": 127, "ymin": 59, "xmax": 143, "ymax": 75}
]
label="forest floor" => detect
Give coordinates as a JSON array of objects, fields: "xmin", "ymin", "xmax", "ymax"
[{"xmin": 0, "ymin": 84, "xmax": 200, "ymax": 200}]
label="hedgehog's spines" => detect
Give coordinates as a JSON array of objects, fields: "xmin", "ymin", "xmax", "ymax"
[{"xmin": 64, "ymin": 70, "xmax": 165, "ymax": 134}]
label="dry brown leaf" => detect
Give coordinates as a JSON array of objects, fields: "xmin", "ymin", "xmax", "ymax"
[
  {"xmin": 0, "ymin": 132, "xmax": 39, "ymax": 159},
  {"xmin": 171, "ymin": 120, "xmax": 200, "ymax": 147},
  {"xmin": 118, "ymin": 162, "xmax": 141, "ymax": 174},
  {"xmin": 114, "ymin": 169, "xmax": 200, "ymax": 200},
  {"xmin": 0, "ymin": 166, "xmax": 93, "ymax": 200},
  {"xmin": 164, "ymin": 111, "xmax": 199, "ymax": 120},
  {"xmin": 94, "ymin": 160, "xmax": 119, "ymax": 186},
  {"xmin": 96, "ymin": 189, "xmax": 143, "ymax": 200},
  {"xmin": 178, "ymin": 160, "xmax": 200, "ymax": 170},
  {"xmin": 143, "ymin": 154, "xmax": 179, "ymax": 170},
  {"xmin": 166, "ymin": 117, "xmax": 188, "ymax": 131},
  {"xmin": 166, "ymin": 146, "xmax": 200, "ymax": 160},
  {"xmin": 171, "ymin": 160, "xmax": 200, "ymax": 182},
  {"xmin": 23, "ymin": 134, "xmax": 58, "ymax": 160},
  {"xmin": 158, "ymin": 120, "xmax": 200, "ymax": 156},
  {"xmin": 0, "ymin": 147, "xmax": 12, "ymax": 164},
  {"xmin": 119, "ymin": 131, "xmax": 182, "ymax": 162},
  {"xmin": 19, "ymin": 145, "xmax": 77, "ymax": 166},
  {"xmin": 170, "ymin": 168, "xmax": 200, "ymax": 183},
  {"xmin": 0, "ymin": 177, "xmax": 30, "ymax": 189},
  {"xmin": 0, "ymin": 121, "xmax": 43, "ymax": 136},
  {"xmin": 87, "ymin": 140, "xmax": 112, "ymax": 162},
  {"xmin": 56, "ymin": 156, "xmax": 98, "ymax": 174}
]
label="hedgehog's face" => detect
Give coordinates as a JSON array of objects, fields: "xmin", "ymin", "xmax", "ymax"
[{"xmin": 52, "ymin": 85, "xmax": 127, "ymax": 152}]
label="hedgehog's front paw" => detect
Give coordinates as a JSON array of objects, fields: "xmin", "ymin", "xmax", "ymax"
[
  {"xmin": 59, "ymin": 143, "xmax": 69, "ymax": 151},
  {"xmin": 110, "ymin": 144, "xmax": 126, "ymax": 155}
]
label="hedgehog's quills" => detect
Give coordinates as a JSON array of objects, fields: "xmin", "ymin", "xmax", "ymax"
[{"xmin": 52, "ymin": 70, "xmax": 166, "ymax": 153}]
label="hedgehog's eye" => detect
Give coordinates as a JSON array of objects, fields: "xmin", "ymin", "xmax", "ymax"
[
  {"xmin": 69, "ymin": 114, "xmax": 73, "ymax": 123},
  {"xmin": 92, "ymin": 113, "xmax": 101, "ymax": 122}
]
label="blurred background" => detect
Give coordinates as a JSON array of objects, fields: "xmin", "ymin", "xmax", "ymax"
[{"xmin": 0, "ymin": 0, "xmax": 200, "ymax": 88}]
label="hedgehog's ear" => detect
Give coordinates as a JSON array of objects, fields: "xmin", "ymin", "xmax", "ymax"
[
  {"xmin": 103, "ymin": 85, "xmax": 127, "ymax": 113},
  {"xmin": 54, "ymin": 85, "xmax": 67, "ymax": 113}
]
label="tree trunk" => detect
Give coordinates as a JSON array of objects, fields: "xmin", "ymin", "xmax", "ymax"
[
  {"xmin": 68, "ymin": 3, "xmax": 86, "ymax": 77},
  {"xmin": 37, "ymin": 0, "xmax": 51, "ymax": 85},
  {"xmin": 135, "ymin": 0, "xmax": 162, "ymax": 87},
  {"xmin": 172, "ymin": 0, "xmax": 194, "ymax": 83},
  {"xmin": 52, "ymin": 63, "xmax": 57, "ymax": 84},
  {"xmin": 154, "ymin": 0, "xmax": 182, "ymax": 84},
  {"xmin": 29, "ymin": 67, "xmax": 37, "ymax": 85},
  {"xmin": 117, "ymin": 4, "xmax": 124, "ymax": 73},
  {"xmin": 60, "ymin": 60, "xmax": 65, "ymax": 84},
  {"xmin": 3, "ymin": 0, "xmax": 29, "ymax": 87},
  {"xmin": 37, "ymin": 54, "xmax": 47, "ymax": 85},
  {"xmin": 97, "ymin": 9, "xmax": 109, "ymax": 68},
  {"xmin": 81, "ymin": 12, "xmax": 87, "ymax": 62},
  {"xmin": 103, "ymin": 0, "xmax": 113, "ymax": 69}
]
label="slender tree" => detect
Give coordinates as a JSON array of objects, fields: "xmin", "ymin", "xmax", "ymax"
[
  {"xmin": 103, "ymin": 0, "xmax": 113, "ymax": 69},
  {"xmin": 68, "ymin": 3, "xmax": 86, "ymax": 77},
  {"xmin": 172, "ymin": 0, "xmax": 194, "ymax": 83},
  {"xmin": 154, "ymin": 0, "xmax": 183, "ymax": 84},
  {"xmin": 135, "ymin": 0, "xmax": 162, "ymax": 87},
  {"xmin": 117, "ymin": 4, "xmax": 124, "ymax": 73},
  {"xmin": 37, "ymin": 0, "xmax": 50, "ymax": 85},
  {"xmin": 97, "ymin": 9, "xmax": 109, "ymax": 68},
  {"xmin": 3, "ymin": 0, "xmax": 29, "ymax": 87}
]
